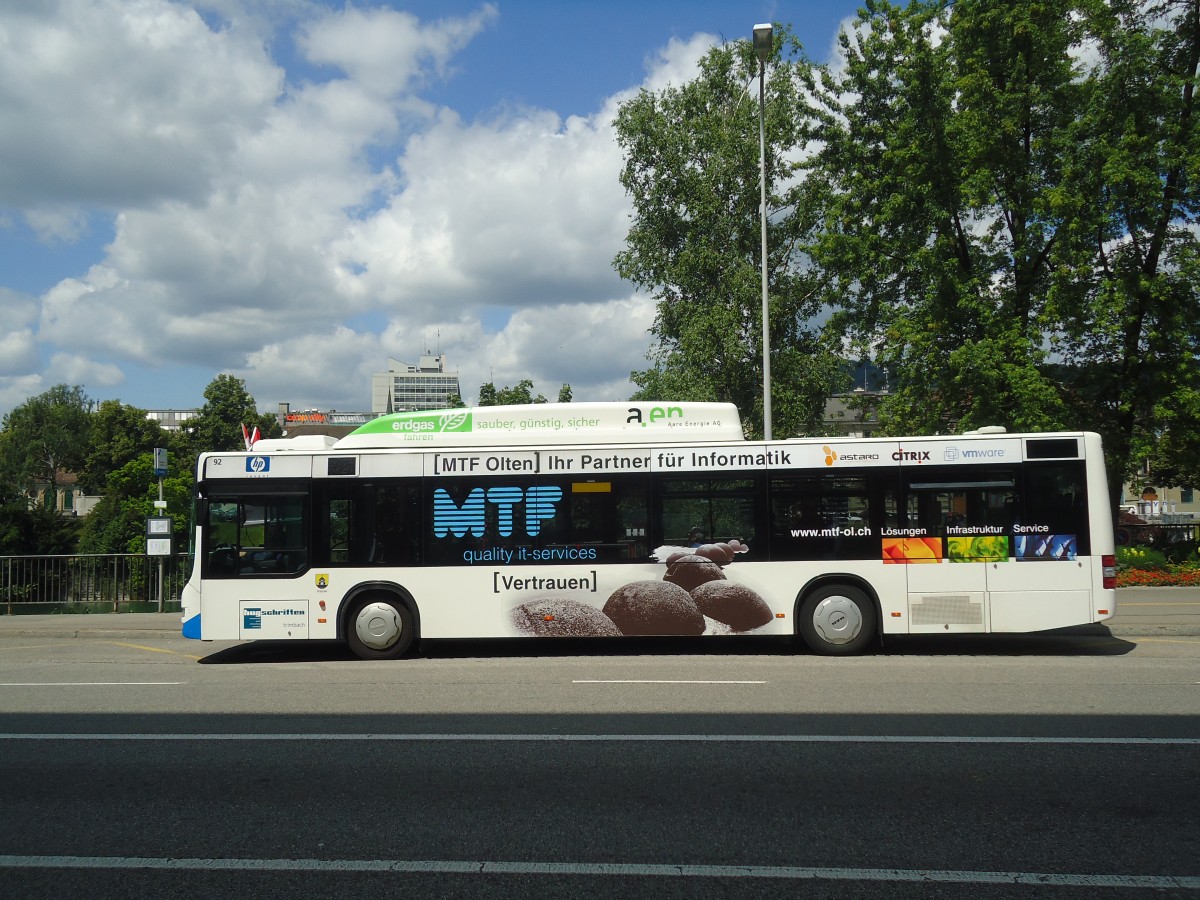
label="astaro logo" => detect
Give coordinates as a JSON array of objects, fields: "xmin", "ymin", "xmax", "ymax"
[{"xmin": 823, "ymin": 446, "xmax": 838, "ymax": 466}]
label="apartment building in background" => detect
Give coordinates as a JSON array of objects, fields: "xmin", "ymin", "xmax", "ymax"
[{"xmin": 371, "ymin": 354, "xmax": 461, "ymax": 414}]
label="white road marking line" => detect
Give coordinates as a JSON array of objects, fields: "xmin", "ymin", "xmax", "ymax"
[
  {"xmin": 0, "ymin": 733, "xmax": 1196, "ymax": 744},
  {"xmin": 572, "ymin": 679, "xmax": 766, "ymax": 684},
  {"xmin": 0, "ymin": 855, "xmax": 1196, "ymax": 889}
]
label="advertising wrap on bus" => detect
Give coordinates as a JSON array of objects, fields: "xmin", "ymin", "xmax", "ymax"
[
  {"xmin": 333, "ymin": 402, "xmax": 746, "ymax": 448},
  {"xmin": 180, "ymin": 402, "xmax": 1116, "ymax": 658}
]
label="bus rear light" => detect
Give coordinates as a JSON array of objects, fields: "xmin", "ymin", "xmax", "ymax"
[
  {"xmin": 891, "ymin": 612, "xmax": 902, "ymax": 617},
  {"xmin": 775, "ymin": 612, "xmax": 785, "ymax": 618},
  {"xmin": 1097, "ymin": 610, "xmax": 1108, "ymax": 616},
  {"xmin": 1102, "ymin": 555, "xmax": 1116, "ymax": 590}
]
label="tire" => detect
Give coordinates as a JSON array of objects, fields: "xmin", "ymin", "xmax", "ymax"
[
  {"xmin": 797, "ymin": 583, "xmax": 877, "ymax": 655},
  {"xmin": 346, "ymin": 595, "xmax": 415, "ymax": 660}
]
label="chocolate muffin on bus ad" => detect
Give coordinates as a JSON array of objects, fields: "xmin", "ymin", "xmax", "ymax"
[
  {"xmin": 689, "ymin": 580, "xmax": 773, "ymax": 632},
  {"xmin": 510, "ymin": 598, "xmax": 622, "ymax": 637},
  {"xmin": 603, "ymin": 580, "xmax": 706, "ymax": 636},
  {"xmin": 662, "ymin": 554, "xmax": 726, "ymax": 592}
]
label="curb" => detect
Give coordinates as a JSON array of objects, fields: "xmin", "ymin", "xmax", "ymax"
[{"xmin": 0, "ymin": 628, "xmax": 185, "ymax": 640}]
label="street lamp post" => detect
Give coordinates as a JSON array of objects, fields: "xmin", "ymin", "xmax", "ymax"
[{"xmin": 753, "ymin": 23, "xmax": 773, "ymax": 440}]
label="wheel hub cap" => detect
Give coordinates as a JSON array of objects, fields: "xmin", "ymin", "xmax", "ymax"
[
  {"xmin": 812, "ymin": 595, "xmax": 863, "ymax": 645},
  {"xmin": 356, "ymin": 602, "xmax": 402, "ymax": 650}
]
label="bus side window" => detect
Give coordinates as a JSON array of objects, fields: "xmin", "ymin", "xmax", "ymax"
[
  {"xmin": 658, "ymin": 476, "xmax": 759, "ymax": 552},
  {"xmin": 205, "ymin": 500, "xmax": 240, "ymax": 576},
  {"xmin": 1022, "ymin": 461, "xmax": 1089, "ymax": 555},
  {"xmin": 768, "ymin": 473, "xmax": 875, "ymax": 561},
  {"xmin": 328, "ymin": 497, "xmax": 353, "ymax": 563},
  {"xmin": 205, "ymin": 494, "xmax": 307, "ymax": 576},
  {"xmin": 369, "ymin": 483, "xmax": 421, "ymax": 566}
]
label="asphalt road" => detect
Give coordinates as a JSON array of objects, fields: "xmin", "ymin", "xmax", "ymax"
[{"xmin": 0, "ymin": 605, "xmax": 1197, "ymax": 899}]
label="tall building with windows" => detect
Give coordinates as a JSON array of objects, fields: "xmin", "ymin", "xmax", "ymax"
[{"xmin": 371, "ymin": 354, "xmax": 461, "ymax": 414}]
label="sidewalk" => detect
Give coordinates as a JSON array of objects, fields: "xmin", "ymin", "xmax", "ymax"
[
  {"xmin": 0, "ymin": 588, "xmax": 1195, "ymax": 639},
  {"xmin": 0, "ymin": 612, "xmax": 183, "ymax": 640}
]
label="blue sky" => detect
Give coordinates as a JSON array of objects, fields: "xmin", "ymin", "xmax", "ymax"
[{"xmin": 0, "ymin": 0, "xmax": 863, "ymax": 418}]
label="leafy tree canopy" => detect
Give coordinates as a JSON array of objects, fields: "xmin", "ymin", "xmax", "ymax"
[
  {"xmin": 0, "ymin": 384, "xmax": 93, "ymax": 495},
  {"xmin": 614, "ymin": 26, "xmax": 849, "ymax": 438},
  {"xmin": 807, "ymin": 0, "xmax": 1200, "ymax": 504},
  {"xmin": 477, "ymin": 380, "xmax": 551, "ymax": 406},
  {"xmin": 187, "ymin": 374, "xmax": 280, "ymax": 454},
  {"xmin": 616, "ymin": 1, "xmax": 1200, "ymax": 501}
]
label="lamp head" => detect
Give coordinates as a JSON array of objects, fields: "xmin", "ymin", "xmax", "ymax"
[{"xmin": 753, "ymin": 23, "xmax": 773, "ymax": 63}]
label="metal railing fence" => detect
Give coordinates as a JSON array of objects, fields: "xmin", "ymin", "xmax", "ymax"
[
  {"xmin": 1117, "ymin": 522, "xmax": 1200, "ymax": 548},
  {"xmin": 1, "ymin": 553, "xmax": 190, "ymax": 614}
]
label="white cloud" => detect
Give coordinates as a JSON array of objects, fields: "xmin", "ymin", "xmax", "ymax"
[
  {"xmin": 1, "ymin": 1, "xmax": 717, "ymax": 418},
  {"xmin": 462, "ymin": 297, "xmax": 657, "ymax": 401},
  {"xmin": 0, "ymin": 0, "xmax": 282, "ymax": 212},
  {"xmin": 45, "ymin": 352, "xmax": 125, "ymax": 390},
  {"xmin": 0, "ymin": 289, "xmax": 44, "ymax": 411},
  {"xmin": 335, "ymin": 105, "xmax": 630, "ymax": 313},
  {"xmin": 640, "ymin": 33, "xmax": 719, "ymax": 94},
  {"xmin": 298, "ymin": 3, "xmax": 499, "ymax": 98}
]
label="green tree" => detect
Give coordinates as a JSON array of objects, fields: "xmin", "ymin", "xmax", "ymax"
[
  {"xmin": 0, "ymin": 385, "xmax": 93, "ymax": 553},
  {"xmin": 477, "ymin": 380, "xmax": 549, "ymax": 405},
  {"xmin": 186, "ymin": 375, "xmax": 279, "ymax": 454},
  {"xmin": 0, "ymin": 384, "xmax": 94, "ymax": 502},
  {"xmin": 77, "ymin": 455, "xmax": 192, "ymax": 554},
  {"xmin": 75, "ymin": 400, "xmax": 194, "ymax": 554},
  {"xmin": 557, "ymin": 383, "xmax": 573, "ymax": 403},
  {"xmin": 1148, "ymin": 388, "xmax": 1200, "ymax": 491},
  {"xmin": 0, "ymin": 503, "xmax": 81, "ymax": 555},
  {"xmin": 806, "ymin": 0, "xmax": 1200, "ymax": 507},
  {"xmin": 810, "ymin": 0, "xmax": 1079, "ymax": 436},
  {"xmin": 613, "ymin": 26, "xmax": 847, "ymax": 438},
  {"xmin": 1048, "ymin": 0, "xmax": 1200, "ymax": 503},
  {"xmin": 81, "ymin": 400, "xmax": 173, "ymax": 493}
]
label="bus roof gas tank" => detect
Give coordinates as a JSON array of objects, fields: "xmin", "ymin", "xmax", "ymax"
[{"xmin": 333, "ymin": 402, "xmax": 746, "ymax": 449}]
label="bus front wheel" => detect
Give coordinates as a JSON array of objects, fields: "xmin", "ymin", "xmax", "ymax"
[
  {"xmin": 797, "ymin": 584, "xmax": 877, "ymax": 655},
  {"xmin": 347, "ymin": 595, "xmax": 414, "ymax": 660}
]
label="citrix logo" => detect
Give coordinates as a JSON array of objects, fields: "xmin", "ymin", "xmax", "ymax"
[
  {"xmin": 433, "ymin": 485, "xmax": 563, "ymax": 537},
  {"xmin": 892, "ymin": 448, "xmax": 932, "ymax": 463}
]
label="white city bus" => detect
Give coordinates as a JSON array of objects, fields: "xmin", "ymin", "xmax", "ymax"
[{"xmin": 180, "ymin": 402, "xmax": 1117, "ymax": 658}]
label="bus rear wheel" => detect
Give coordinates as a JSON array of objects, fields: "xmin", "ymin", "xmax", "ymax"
[
  {"xmin": 797, "ymin": 584, "xmax": 877, "ymax": 655},
  {"xmin": 347, "ymin": 595, "xmax": 414, "ymax": 660}
]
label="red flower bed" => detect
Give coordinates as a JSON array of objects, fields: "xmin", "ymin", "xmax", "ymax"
[{"xmin": 1117, "ymin": 568, "xmax": 1200, "ymax": 587}]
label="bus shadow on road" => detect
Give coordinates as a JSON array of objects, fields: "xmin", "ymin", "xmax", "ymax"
[
  {"xmin": 879, "ymin": 626, "xmax": 1136, "ymax": 656},
  {"xmin": 196, "ymin": 627, "xmax": 1135, "ymax": 664}
]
